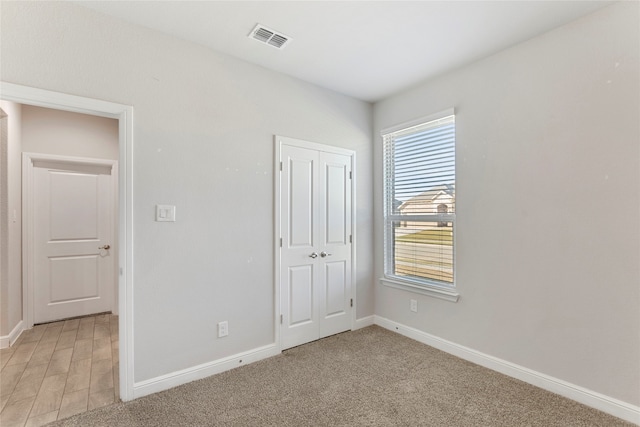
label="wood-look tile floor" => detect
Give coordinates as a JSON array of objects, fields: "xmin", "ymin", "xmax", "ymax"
[{"xmin": 0, "ymin": 314, "xmax": 119, "ymax": 427}]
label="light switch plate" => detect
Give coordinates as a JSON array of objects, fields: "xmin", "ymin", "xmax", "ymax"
[{"xmin": 156, "ymin": 205, "xmax": 176, "ymax": 222}]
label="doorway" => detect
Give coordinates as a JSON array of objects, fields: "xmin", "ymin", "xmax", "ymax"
[
  {"xmin": 275, "ymin": 136, "xmax": 355, "ymax": 350},
  {"xmin": 1, "ymin": 102, "xmax": 122, "ymax": 424},
  {"xmin": 0, "ymin": 82, "xmax": 133, "ymax": 402}
]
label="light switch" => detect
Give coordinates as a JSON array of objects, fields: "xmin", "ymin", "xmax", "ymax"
[{"xmin": 156, "ymin": 205, "xmax": 176, "ymax": 222}]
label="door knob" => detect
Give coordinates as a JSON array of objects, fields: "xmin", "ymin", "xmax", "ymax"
[
  {"xmin": 320, "ymin": 252, "xmax": 332, "ymax": 258},
  {"xmin": 309, "ymin": 252, "xmax": 318, "ymax": 258},
  {"xmin": 99, "ymin": 245, "xmax": 111, "ymax": 250}
]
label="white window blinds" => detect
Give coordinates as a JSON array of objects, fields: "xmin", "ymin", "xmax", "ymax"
[{"xmin": 383, "ymin": 114, "xmax": 455, "ymax": 287}]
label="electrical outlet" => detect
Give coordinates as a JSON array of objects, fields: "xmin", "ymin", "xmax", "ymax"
[
  {"xmin": 218, "ymin": 321, "xmax": 228, "ymax": 338},
  {"xmin": 410, "ymin": 299, "xmax": 418, "ymax": 313}
]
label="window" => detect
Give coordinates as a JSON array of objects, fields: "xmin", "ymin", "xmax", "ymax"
[{"xmin": 382, "ymin": 112, "xmax": 456, "ymax": 297}]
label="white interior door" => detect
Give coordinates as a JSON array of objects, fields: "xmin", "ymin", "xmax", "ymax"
[
  {"xmin": 33, "ymin": 159, "xmax": 114, "ymax": 324},
  {"xmin": 279, "ymin": 139, "xmax": 353, "ymax": 350}
]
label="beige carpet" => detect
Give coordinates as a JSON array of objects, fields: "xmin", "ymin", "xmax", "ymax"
[{"xmin": 48, "ymin": 326, "xmax": 633, "ymax": 426}]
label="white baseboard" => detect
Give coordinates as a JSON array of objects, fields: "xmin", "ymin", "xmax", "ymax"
[
  {"xmin": 133, "ymin": 343, "xmax": 280, "ymax": 399},
  {"xmin": 374, "ymin": 315, "xmax": 640, "ymax": 425},
  {"xmin": 353, "ymin": 315, "xmax": 375, "ymax": 330},
  {"xmin": 0, "ymin": 320, "xmax": 24, "ymax": 349}
]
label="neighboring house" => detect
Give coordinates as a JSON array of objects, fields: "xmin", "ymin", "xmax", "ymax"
[
  {"xmin": 392, "ymin": 184, "xmax": 455, "ymax": 283},
  {"xmin": 398, "ymin": 184, "xmax": 454, "ymax": 228}
]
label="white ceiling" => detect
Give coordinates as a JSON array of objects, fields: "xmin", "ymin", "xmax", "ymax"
[{"xmin": 77, "ymin": 1, "xmax": 613, "ymax": 103}]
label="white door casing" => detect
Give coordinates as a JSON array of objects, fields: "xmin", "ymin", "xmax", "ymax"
[
  {"xmin": 30, "ymin": 157, "xmax": 116, "ymax": 324},
  {"xmin": 5, "ymin": 82, "xmax": 134, "ymax": 402},
  {"xmin": 276, "ymin": 136, "xmax": 354, "ymax": 350}
]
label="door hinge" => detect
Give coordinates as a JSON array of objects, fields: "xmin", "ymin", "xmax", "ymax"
[
  {"xmin": 349, "ymin": 235, "xmax": 352, "ymax": 243},
  {"xmin": 350, "ymin": 298, "xmax": 353, "ymax": 307},
  {"xmin": 280, "ymin": 161, "xmax": 283, "ymax": 171},
  {"xmin": 280, "ymin": 314, "xmax": 283, "ymax": 324},
  {"xmin": 280, "ymin": 237, "xmax": 282, "ymax": 247},
  {"xmin": 349, "ymin": 171, "xmax": 352, "ymax": 179}
]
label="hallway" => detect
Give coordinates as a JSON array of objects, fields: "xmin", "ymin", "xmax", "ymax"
[{"xmin": 0, "ymin": 314, "xmax": 119, "ymax": 426}]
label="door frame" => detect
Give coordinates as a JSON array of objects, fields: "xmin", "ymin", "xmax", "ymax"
[
  {"xmin": 274, "ymin": 135, "xmax": 356, "ymax": 350},
  {"xmin": 23, "ymin": 152, "xmax": 118, "ymax": 324},
  {"xmin": 1, "ymin": 82, "xmax": 134, "ymax": 401}
]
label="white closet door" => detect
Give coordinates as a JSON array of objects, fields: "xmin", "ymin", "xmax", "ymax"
[
  {"xmin": 279, "ymin": 140, "xmax": 353, "ymax": 350},
  {"xmin": 318, "ymin": 151, "xmax": 352, "ymax": 339}
]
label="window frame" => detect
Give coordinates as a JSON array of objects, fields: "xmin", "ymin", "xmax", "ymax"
[{"xmin": 380, "ymin": 109, "xmax": 459, "ymax": 302}]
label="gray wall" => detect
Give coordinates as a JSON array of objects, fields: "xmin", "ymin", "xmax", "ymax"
[
  {"xmin": 22, "ymin": 105, "xmax": 119, "ymax": 160},
  {"xmin": 0, "ymin": 1, "xmax": 374, "ymax": 382},
  {"xmin": 373, "ymin": 2, "xmax": 639, "ymax": 406}
]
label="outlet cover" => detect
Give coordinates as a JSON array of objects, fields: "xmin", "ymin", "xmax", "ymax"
[
  {"xmin": 410, "ymin": 299, "xmax": 418, "ymax": 313},
  {"xmin": 218, "ymin": 321, "xmax": 229, "ymax": 338}
]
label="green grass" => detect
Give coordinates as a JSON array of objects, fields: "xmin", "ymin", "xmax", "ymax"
[{"xmin": 395, "ymin": 229, "xmax": 453, "ymax": 246}]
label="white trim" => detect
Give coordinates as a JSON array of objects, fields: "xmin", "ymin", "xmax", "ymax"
[
  {"xmin": 0, "ymin": 82, "xmax": 135, "ymax": 402},
  {"xmin": 274, "ymin": 135, "xmax": 357, "ymax": 350},
  {"xmin": 276, "ymin": 135, "xmax": 355, "ymax": 156},
  {"xmin": 0, "ymin": 82, "xmax": 127, "ymax": 119},
  {"xmin": 353, "ymin": 315, "xmax": 375, "ymax": 330},
  {"xmin": 380, "ymin": 277, "xmax": 459, "ymax": 302},
  {"xmin": 374, "ymin": 316, "xmax": 640, "ymax": 425},
  {"xmin": 0, "ymin": 320, "xmax": 24, "ymax": 349},
  {"xmin": 110, "ymin": 162, "xmax": 119, "ymax": 315},
  {"xmin": 22, "ymin": 153, "xmax": 33, "ymax": 328},
  {"xmin": 380, "ymin": 107, "xmax": 455, "ymax": 136},
  {"xmin": 133, "ymin": 344, "xmax": 280, "ymax": 399},
  {"xmin": 273, "ymin": 140, "xmax": 281, "ymax": 350},
  {"xmin": 24, "ymin": 153, "xmax": 116, "ymax": 167},
  {"xmin": 349, "ymin": 152, "xmax": 357, "ymax": 329}
]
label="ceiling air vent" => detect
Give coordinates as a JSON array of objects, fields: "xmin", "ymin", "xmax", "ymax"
[{"xmin": 249, "ymin": 24, "xmax": 291, "ymax": 49}]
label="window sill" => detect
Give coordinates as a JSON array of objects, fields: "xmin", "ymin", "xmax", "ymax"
[{"xmin": 380, "ymin": 277, "xmax": 460, "ymax": 303}]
